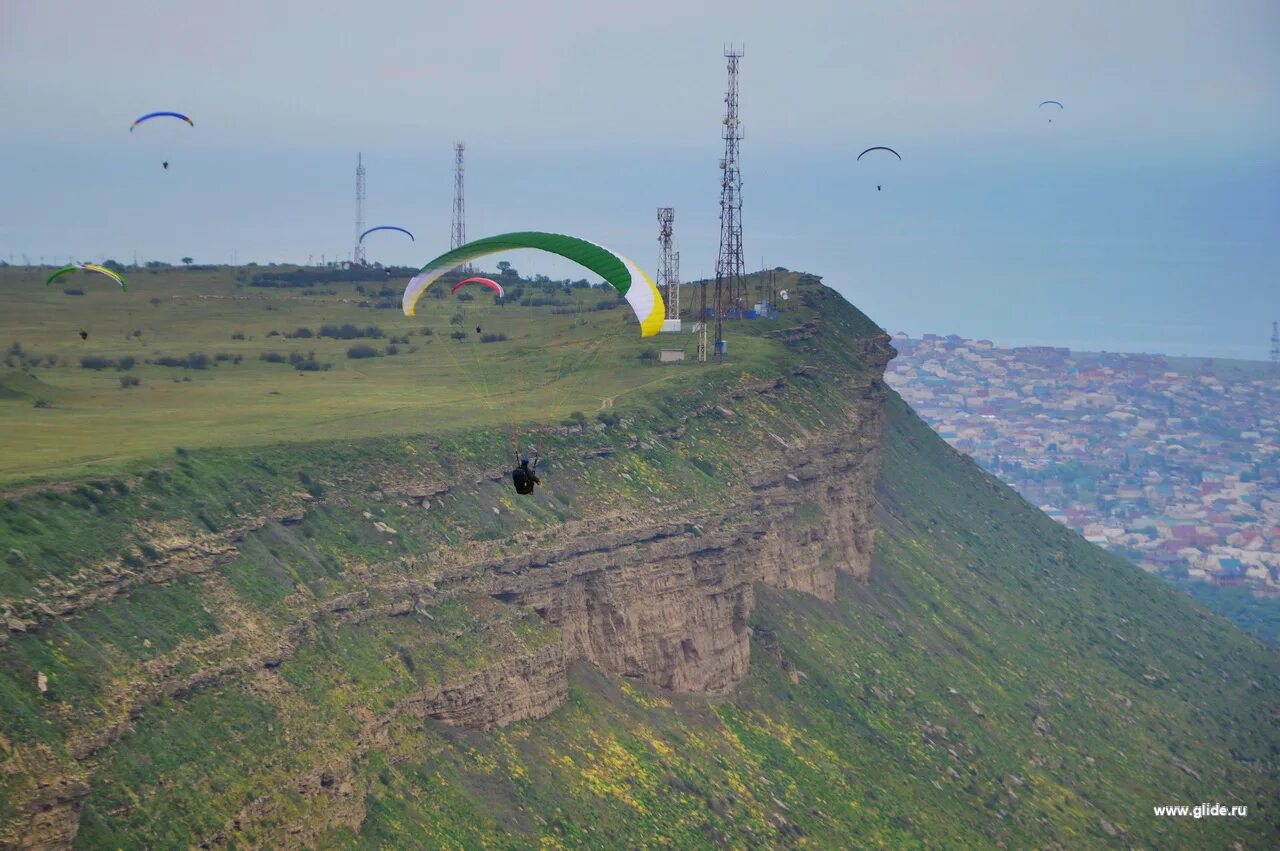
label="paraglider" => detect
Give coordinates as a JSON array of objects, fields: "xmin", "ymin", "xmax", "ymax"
[
  {"xmin": 450, "ymin": 277, "xmax": 505, "ymax": 299},
  {"xmin": 512, "ymin": 452, "xmax": 541, "ymax": 495},
  {"xmin": 402, "ymin": 231, "xmax": 664, "ymax": 337},
  {"xmin": 857, "ymin": 146, "xmax": 901, "ymax": 161},
  {"xmin": 857, "ymin": 147, "xmax": 901, "ymax": 192},
  {"xmin": 131, "ymin": 111, "xmax": 193, "ymax": 168},
  {"xmin": 1039, "ymin": 100, "xmax": 1063, "ymax": 122},
  {"xmin": 359, "ymin": 226, "xmax": 415, "ymax": 244},
  {"xmin": 130, "ymin": 112, "xmax": 195, "ymax": 131},
  {"xmin": 46, "ymin": 263, "xmax": 128, "ymax": 291}
]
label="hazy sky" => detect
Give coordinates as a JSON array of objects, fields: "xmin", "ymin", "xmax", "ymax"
[{"xmin": 3, "ymin": 0, "xmax": 1278, "ymax": 358}]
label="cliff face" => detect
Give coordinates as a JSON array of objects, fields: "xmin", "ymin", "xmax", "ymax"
[
  {"xmin": 0, "ymin": 290, "xmax": 897, "ymax": 848},
  {"xmin": 480, "ymin": 420, "xmax": 888, "ymax": 700}
]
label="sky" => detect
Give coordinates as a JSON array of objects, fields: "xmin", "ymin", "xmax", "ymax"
[{"xmin": 2, "ymin": 0, "xmax": 1278, "ymax": 359}]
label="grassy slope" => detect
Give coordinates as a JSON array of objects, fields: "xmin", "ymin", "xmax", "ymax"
[
  {"xmin": 0, "ymin": 265, "xmax": 793, "ymax": 485},
  {"xmin": 332, "ymin": 394, "xmax": 1279, "ymax": 849},
  {"xmin": 1, "ymin": 279, "xmax": 1276, "ymax": 847}
]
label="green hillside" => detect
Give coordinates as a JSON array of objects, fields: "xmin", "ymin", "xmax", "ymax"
[
  {"xmin": 0, "ymin": 276, "xmax": 1275, "ymax": 847},
  {"xmin": 318, "ymin": 395, "xmax": 1278, "ymax": 848}
]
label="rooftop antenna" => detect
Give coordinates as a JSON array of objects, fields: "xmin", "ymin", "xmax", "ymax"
[
  {"xmin": 1271, "ymin": 320, "xmax": 1279, "ymax": 373},
  {"xmin": 353, "ymin": 153, "xmax": 367, "ymax": 266},
  {"xmin": 714, "ymin": 44, "xmax": 746, "ymax": 360},
  {"xmin": 658, "ymin": 208, "xmax": 681, "ymax": 332}
]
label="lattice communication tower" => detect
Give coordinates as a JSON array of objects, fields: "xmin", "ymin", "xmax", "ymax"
[
  {"xmin": 353, "ymin": 153, "xmax": 367, "ymax": 266},
  {"xmin": 657, "ymin": 208, "xmax": 681, "ymax": 332},
  {"xmin": 714, "ymin": 45, "xmax": 746, "ymax": 359},
  {"xmin": 452, "ymin": 143, "xmax": 467, "ymax": 250}
]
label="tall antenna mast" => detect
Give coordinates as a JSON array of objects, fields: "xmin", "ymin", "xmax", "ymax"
[
  {"xmin": 658, "ymin": 208, "xmax": 681, "ymax": 332},
  {"xmin": 353, "ymin": 153, "xmax": 367, "ymax": 266},
  {"xmin": 698, "ymin": 273, "xmax": 708, "ymax": 362},
  {"xmin": 452, "ymin": 142, "xmax": 467, "ymax": 250},
  {"xmin": 1271, "ymin": 320, "xmax": 1279, "ymax": 372},
  {"xmin": 714, "ymin": 45, "xmax": 746, "ymax": 359}
]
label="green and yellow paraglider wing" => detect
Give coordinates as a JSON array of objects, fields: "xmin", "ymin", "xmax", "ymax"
[
  {"xmin": 401, "ymin": 231, "xmax": 664, "ymax": 337},
  {"xmin": 45, "ymin": 263, "xmax": 127, "ymax": 291}
]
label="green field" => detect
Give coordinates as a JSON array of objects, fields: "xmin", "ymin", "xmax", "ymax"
[{"xmin": 0, "ymin": 265, "xmax": 794, "ymax": 486}]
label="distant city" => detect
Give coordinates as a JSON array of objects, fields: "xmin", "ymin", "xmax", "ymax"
[{"xmin": 887, "ymin": 334, "xmax": 1280, "ymax": 597}]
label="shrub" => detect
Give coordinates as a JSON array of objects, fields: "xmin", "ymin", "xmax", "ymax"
[
  {"xmin": 480, "ymin": 332, "xmax": 507, "ymax": 343},
  {"xmin": 562, "ymin": 410, "xmax": 588, "ymax": 427},
  {"xmin": 151, "ymin": 353, "xmax": 210, "ymax": 369},
  {"xmin": 33, "ymin": 399, "xmax": 51, "ymax": 409},
  {"xmin": 637, "ymin": 349, "xmax": 658, "ymax": 360},
  {"xmin": 319, "ymin": 323, "xmax": 385, "ymax": 340},
  {"xmin": 419, "ymin": 327, "xmax": 433, "ymax": 336},
  {"xmin": 290, "ymin": 352, "xmax": 330, "ymax": 371},
  {"xmin": 119, "ymin": 375, "xmax": 141, "ymax": 389},
  {"xmin": 347, "ymin": 344, "xmax": 379, "ymax": 359},
  {"xmin": 455, "ymin": 291, "xmax": 474, "ymax": 302},
  {"xmin": 260, "ymin": 352, "xmax": 286, "ymax": 363},
  {"xmin": 267, "ymin": 329, "xmax": 281, "ymax": 337},
  {"xmin": 63, "ymin": 288, "xmax": 85, "ymax": 296},
  {"xmin": 115, "ymin": 356, "xmax": 136, "ymax": 371},
  {"xmin": 231, "ymin": 331, "xmax": 245, "ymax": 340},
  {"xmin": 386, "ymin": 344, "xmax": 400, "ymax": 356},
  {"xmin": 450, "ymin": 330, "xmax": 467, "ymax": 341},
  {"xmin": 80, "ymin": 356, "xmax": 113, "ymax": 370},
  {"xmin": 596, "ymin": 411, "xmax": 620, "ymax": 427},
  {"xmin": 287, "ymin": 327, "xmax": 314, "ymax": 339}
]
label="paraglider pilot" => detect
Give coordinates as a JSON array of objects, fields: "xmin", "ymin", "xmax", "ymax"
[
  {"xmin": 512, "ymin": 452, "xmax": 541, "ymax": 495},
  {"xmin": 162, "ymin": 161, "xmax": 169, "ymax": 170}
]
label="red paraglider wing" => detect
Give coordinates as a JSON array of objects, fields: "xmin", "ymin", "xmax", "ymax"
[{"xmin": 450, "ymin": 277, "xmax": 506, "ymax": 298}]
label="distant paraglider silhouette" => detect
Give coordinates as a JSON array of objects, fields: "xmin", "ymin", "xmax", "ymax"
[
  {"xmin": 1040, "ymin": 100, "xmax": 1063, "ymax": 122},
  {"xmin": 858, "ymin": 147, "xmax": 900, "ymax": 191}
]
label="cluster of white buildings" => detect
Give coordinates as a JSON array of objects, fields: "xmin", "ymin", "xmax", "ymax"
[{"xmin": 888, "ymin": 334, "xmax": 1280, "ymax": 594}]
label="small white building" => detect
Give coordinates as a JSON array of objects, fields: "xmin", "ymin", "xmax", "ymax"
[{"xmin": 658, "ymin": 349, "xmax": 686, "ymax": 363}]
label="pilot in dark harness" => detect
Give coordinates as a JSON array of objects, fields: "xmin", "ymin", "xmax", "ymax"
[{"xmin": 511, "ymin": 453, "xmax": 541, "ymax": 495}]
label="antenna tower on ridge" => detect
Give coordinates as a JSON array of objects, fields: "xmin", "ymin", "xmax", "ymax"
[
  {"xmin": 658, "ymin": 208, "xmax": 681, "ymax": 332},
  {"xmin": 1271, "ymin": 320, "xmax": 1279, "ymax": 372},
  {"xmin": 452, "ymin": 143, "xmax": 467, "ymax": 249},
  {"xmin": 452, "ymin": 142, "xmax": 470, "ymax": 272},
  {"xmin": 714, "ymin": 45, "xmax": 746, "ymax": 360},
  {"xmin": 353, "ymin": 153, "xmax": 367, "ymax": 266},
  {"xmin": 698, "ymin": 273, "xmax": 708, "ymax": 362}
]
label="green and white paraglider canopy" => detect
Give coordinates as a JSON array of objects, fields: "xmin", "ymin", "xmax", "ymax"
[{"xmin": 402, "ymin": 231, "xmax": 665, "ymax": 337}]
